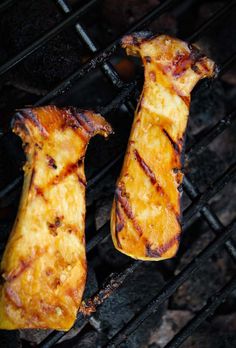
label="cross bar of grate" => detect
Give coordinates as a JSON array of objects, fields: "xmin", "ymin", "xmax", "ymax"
[
  {"xmin": 0, "ymin": 0, "xmax": 180, "ymax": 88},
  {"xmin": 0, "ymin": 69, "xmax": 235, "ymax": 202},
  {"xmin": 183, "ymin": 176, "xmax": 236, "ymax": 260},
  {"xmin": 39, "ymin": 219, "xmax": 236, "ymax": 348},
  {"xmin": 106, "ymin": 219, "xmax": 236, "ymax": 347},
  {"xmin": 36, "ymin": 0, "xmax": 236, "ymax": 106},
  {"xmin": 187, "ymin": 0, "xmax": 236, "ymax": 42},
  {"xmin": 165, "ymin": 275, "xmax": 236, "ymax": 348},
  {"xmin": 37, "ymin": 158, "xmax": 236, "ymax": 347},
  {"xmin": 0, "ymin": 0, "xmax": 100, "ymax": 76},
  {"xmin": 38, "ymin": 261, "xmax": 141, "ymax": 348},
  {"xmin": 56, "ymin": 0, "xmax": 124, "ymax": 89},
  {"xmin": 0, "ymin": 1, "xmax": 235, "ymax": 346},
  {"xmin": 183, "ymin": 163, "xmax": 236, "ymax": 224},
  {"xmin": 186, "ymin": 110, "xmax": 236, "ymax": 157}
]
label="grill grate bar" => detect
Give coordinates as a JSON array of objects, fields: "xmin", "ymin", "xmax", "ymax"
[
  {"xmin": 186, "ymin": 109, "xmax": 236, "ymax": 157},
  {"xmin": 165, "ymin": 275, "xmax": 236, "ymax": 348},
  {"xmin": 183, "ymin": 176, "xmax": 236, "ymax": 260},
  {"xmin": 35, "ymin": 0, "xmax": 181, "ymax": 105},
  {"xmin": 106, "ymin": 219, "xmax": 236, "ymax": 347},
  {"xmin": 0, "ymin": 104, "xmax": 233, "ymax": 208},
  {"xmin": 0, "ymin": 0, "xmax": 99, "ymax": 76},
  {"xmin": 187, "ymin": 0, "xmax": 236, "ymax": 42},
  {"xmin": 40, "ymin": 220, "xmax": 236, "ymax": 348},
  {"xmin": 183, "ymin": 163, "xmax": 236, "ymax": 224},
  {"xmin": 57, "ymin": 0, "xmax": 124, "ymax": 89},
  {"xmin": 0, "ymin": 1, "xmax": 235, "ymax": 346},
  {"xmin": 85, "ymin": 162, "xmax": 236, "ymax": 257},
  {"xmin": 36, "ymin": 0, "xmax": 236, "ymax": 106},
  {"xmin": 38, "ymin": 261, "xmax": 141, "ymax": 348}
]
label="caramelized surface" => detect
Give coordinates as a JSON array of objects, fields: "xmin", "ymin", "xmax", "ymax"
[
  {"xmin": 111, "ymin": 33, "xmax": 215, "ymax": 261},
  {"xmin": 0, "ymin": 106, "xmax": 112, "ymax": 330}
]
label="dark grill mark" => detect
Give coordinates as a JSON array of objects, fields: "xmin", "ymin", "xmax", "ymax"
[
  {"xmin": 162, "ymin": 128, "xmax": 180, "ymax": 153},
  {"xmin": 149, "ymin": 71, "xmax": 156, "ymax": 82},
  {"xmin": 116, "ymin": 185, "xmax": 143, "ymax": 237},
  {"xmin": 133, "ymin": 149, "xmax": 179, "ymax": 216},
  {"xmin": 78, "ymin": 175, "xmax": 86, "ymax": 187},
  {"xmin": 29, "ymin": 168, "xmax": 35, "ymax": 188},
  {"xmin": 115, "ymin": 199, "xmax": 124, "ymax": 248},
  {"xmin": 51, "ymin": 162, "xmax": 78, "ymax": 185},
  {"xmin": 35, "ymin": 186, "xmax": 46, "ymax": 200},
  {"xmin": 5, "ymin": 250, "xmax": 44, "ymax": 282},
  {"xmin": 48, "ymin": 216, "xmax": 62, "ymax": 236},
  {"xmin": 179, "ymin": 95, "xmax": 190, "ymax": 108},
  {"xmin": 20, "ymin": 109, "xmax": 48, "ymax": 137},
  {"xmin": 134, "ymin": 149, "xmax": 156, "ymax": 185},
  {"xmin": 145, "ymin": 56, "xmax": 151, "ymax": 63},
  {"xmin": 146, "ymin": 233, "xmax": 181, "ymax": 258},
  {"xmin": 46, "ymin": 155, "xmax": 57, "ymax": 169},
  {"xmin": 5, "ymin": 286, "xmax": 23, "ymax": 308}
]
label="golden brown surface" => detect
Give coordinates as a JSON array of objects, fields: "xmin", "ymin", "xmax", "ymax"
[
  {"xmin": 111, "ymin": 33, "xmax": 216, "ymax": 261},
  {"xmin": 0, "ymin": 106, "xmax": 112, "ymax": 330}
]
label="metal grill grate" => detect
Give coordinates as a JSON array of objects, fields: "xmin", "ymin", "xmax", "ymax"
[{"xmin": 0, "ymin": 0, "xmax": 236, "ymax": 347}]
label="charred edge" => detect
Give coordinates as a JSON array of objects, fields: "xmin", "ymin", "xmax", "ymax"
[
  {"xmin": 146, "ymin": 233, "xmax": 181, "ymax": 258},
  {"xmin": 188, "ymin": 43, "xmax": 205, "ymax": 62},
  {"xmin": 116, "ymin": 185, "xmax": 143, "ymax": 237},
  {"xmin": 20, "ymin": 109, "xmax": 48, "ymax": 137},
  {"xmin": 78, "ymin": 175, "xmax": 86, "ymax": 187},
  {"xmin": 162, "ymin": 128, "xmax": 180, "ymax": 153},
  {"xmin": 70, "ymin": 108, "xmax": 94, "ymax": 135},
  {"xmin": 172, "ymin": 52, "xmax": 192, "ymax": 78},
  {"xmin": 78, "ymin": 157, "xmax": 85, "ymax": 167},
  {"xmin": 134, "ymin": 149, "xmax": 156, "ymax": 185},
  {"xmin": 48, "ymin": 216, "xmax": 62, "ymax": 236},
  {"xmin": 70, "ymin": 108, "xmax": 112, "ymax": 137},
  {"xmin": 46, "ymin": 155, "xmax": 57, "ymax": 169},
  {"xmin": 115, "ymin": 197, "xmax": 123, "ymax": 248},
  {"xmin": 122, "ymin": 31, "xmax": 153, "ymax": 48},
  {"xmin": 172, "ymin": 45, "xmax": 205, "ymax": 78},
  {"xmin": 145, "ymin": 56, "xmax": 151, "ymax": 63},
  {"xmin": 179, "ymin": 95, "xmax": 190, "ymax": 108},
  {"xmin": 12, "ymin": 113, "xmax": 30, "ymax": 137}
]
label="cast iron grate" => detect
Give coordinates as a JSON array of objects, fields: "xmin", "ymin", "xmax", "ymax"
[{"xmin": 0, "ymin": 0, "xmax": 236, "ymax": 347}]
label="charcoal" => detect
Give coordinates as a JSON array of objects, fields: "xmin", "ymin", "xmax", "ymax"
[
  {"xmin": 0, "ymin": 0, "xmax": 83, "ymax": 94},
  {"xmin": 148, "ymin": 310, "xmax": 193, "ymax": 347},
  {"xmin": 148, "ymin": 310, "xmax": 236, "ymax": 348},
  {"xmin": 171, "ymin": 222, "xmax": 236, "ymax": 312},
  {"xmin": 189, "ymin": 81, "xmax": 226, "ymax": 136},
  {"xmin": 83, "ymin": 265, "xmax": 98, "ymax": 300},
  {"xmin": 20, "ymin": 329, "xmax": 52, "ymax": 346},
  {"xmin": 97, "ymin": 233, "xmax": 130, "ymax": 269},
  {"xmin": 101, "ymin": 0, "xmax": 177, "ymax": 37},
  {"xmin": 95, "ymin": 196, "xmax": 113, "ymax": 230},
  {"xmin": 185, "ymin": 148, "xmax": 225, "ymax": 191},
  {"xmin": 91, "ymin": 263, "xmax": 166, "ymax": 347},
  {"xmin": 57, "ymin": 330, "xmax": 100, "ymax": 348},
  {"xmin": 0, "ymin": 331, "xmax": 21, "ymax": 348}
]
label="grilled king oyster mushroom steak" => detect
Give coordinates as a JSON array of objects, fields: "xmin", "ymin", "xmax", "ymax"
[
  {"xmin": 111, "ymin": 33, "xmax": 216, "ymax": 261},
  {"xmin": 0, "ymin": 106, "xmax": 112, "ymax": 330}
]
